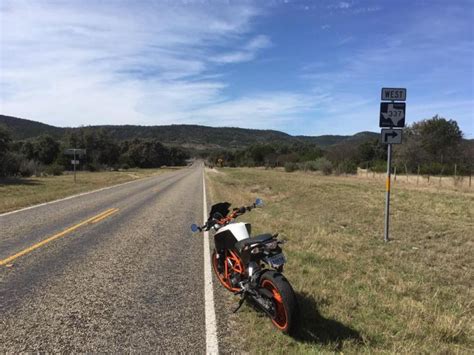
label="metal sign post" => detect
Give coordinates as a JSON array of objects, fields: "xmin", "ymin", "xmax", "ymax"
[
  {"xmin": 64, "ymin": 149, "xmax": 86, "ymax": 184},
  {"xmin": 73, "ymin": 150, "xmax": 77, "ymax": 183},
  {"xmin": 384, "ymin": 143, "xmax": 392, "ymax": 242},
  {"xmin": 380, "ymin": 88, "xmax": 406, "ymax": 242}
]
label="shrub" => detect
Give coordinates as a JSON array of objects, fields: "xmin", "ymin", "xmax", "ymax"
[
  {"xmin": 314, "ymin": 157, "xmax": 333, "ymax": 175},
  {"xmin": 19, "ymin": 160, "xmax": 40, "ymax": 177},
  {"xmin": 304, "ymin": 161, "xmax": 319, "ymax": 171},
  {"xmin": 0, "ymin": 152, "xmax": 23, "ymax": 177},
  {"xmin": 284, "ymin": 162, "xmax": 298, "ymax": 172},
  {"xmin": 335, "ymin": 161, "xmax": 357, "ymax": 175},
  {"xmin": 44, "ymin": 163, "xmax": 63, "ymax": 176},
  {"xmin": 370, "ymin": 160, "xmax": 387, "ymax": 173},
  {"xmin": 420, "ymin": 162, "xmax": 445, "ymax": 175}
]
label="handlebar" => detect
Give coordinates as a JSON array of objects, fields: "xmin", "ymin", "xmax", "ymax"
[{"xmin": 191, "ymin": 199, "xmax": 263, "ymax": 233}]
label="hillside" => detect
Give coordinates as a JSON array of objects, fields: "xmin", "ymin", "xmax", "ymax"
[
  {"xmin": 0, "ymin": 115, "xmax": 63, "ymax": 140},
  {"xmin": 0, "ymin": 114, "xmax": 378, "ymax": 149}
]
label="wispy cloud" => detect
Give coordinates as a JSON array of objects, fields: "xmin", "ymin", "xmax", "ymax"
[
  {"xmin": 0, "ymin": 0, "xmax": 303, "ymax": 129},
  {"xmin": 210, "ymin": 34, "xmax": 272, "ymax": 64},
  {"xmin": 300, "ymin": 2, "xmax": 474, "ymax": 136}
]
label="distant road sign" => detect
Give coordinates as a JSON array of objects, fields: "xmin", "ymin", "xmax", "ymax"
[
  {"xmin": 381, "ymin": 88, "xmax": 406, "ymax": 101},
  {"xmin": 381, "ymin": 129, "xmax": 402, "ymax": 144},
  {"xmin": 380, "ymin": 102, "xmax": 406, "ymax": 127},
  {"xmin": 71, "ymin": 160, "xmax": 80, "ymax": 165},
  {"xmin": 65, "ymin": 149, "xmax": 86, "ymax": 156}
]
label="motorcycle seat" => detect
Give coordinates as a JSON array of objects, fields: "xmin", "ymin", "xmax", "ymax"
[{"xmin": 235, "ymin": 233, "xmax": 273, "ymax": 252}]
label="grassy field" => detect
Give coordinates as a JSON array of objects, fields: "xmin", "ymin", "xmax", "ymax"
[
  {"xmin": 0, "ymin": 168, "xmax": 177, "ymax": 213},
  {"xmin": 206, "ymin": 168, "xmax": 473, "ymax": 354}
]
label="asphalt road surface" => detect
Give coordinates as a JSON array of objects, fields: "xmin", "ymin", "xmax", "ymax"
[{"xmin": 0, "ymin": 164, "xmax": 216, "ymax": 352}]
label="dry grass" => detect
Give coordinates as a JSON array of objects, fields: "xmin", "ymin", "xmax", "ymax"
[
  {"xmin": 356, "ymin": 169, "xmax": 473, "ymax": 193},
  {"xmin": 206, "ymin": 168, "xmax": 474, "ymax": 354},
  {"xmin": 0, "ymin": 168, "xmax": 175, "ymax": 213}
]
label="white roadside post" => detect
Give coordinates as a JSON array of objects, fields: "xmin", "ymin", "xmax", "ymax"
[{"xmin": 380, "ymin": 88, "xmax": 406, "ymax": 242}]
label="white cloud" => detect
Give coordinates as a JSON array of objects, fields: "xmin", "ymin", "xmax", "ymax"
[
  {"xmin": 211, "ymin": 34, "xmax": 272, "ymax": 64},
  {"xmin": 0, "ymin": 0, "xmax": 300, "ymax": 129},
  {"xmin": 338, "ymin": 2, "xmax": 351, "ymax": 9},
  {"xmin": 300, "ymin": 3, "xmax": 474, "ymax": 136}
]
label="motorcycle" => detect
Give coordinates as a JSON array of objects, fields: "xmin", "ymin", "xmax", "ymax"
[{"xmin": 191, "ymin": 198, "xmax": 296, "ymax": 333}]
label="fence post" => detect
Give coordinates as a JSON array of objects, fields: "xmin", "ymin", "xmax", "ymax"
[
  {"xmin": 394, "ymin": 166, "xmax": 397, "ymax": 181},
  {"xmin": 454, "ymin": 164, "xmax": 457, "ymax": 186},
  {"xmin": 417, "ymin": 165, "xmax": 420, "ymax": 185},
  {"xmin": 405, "ymin": 163, "xmax": 409, "ymax": 182},
  {"xmin": 470, "ymin": 173, "xmax": 472, "ymax": 188}
]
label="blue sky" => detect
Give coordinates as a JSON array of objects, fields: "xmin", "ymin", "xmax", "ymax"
[{"xmin": 0, "ymin": 0, "xmax": 473, "ymax": 137}]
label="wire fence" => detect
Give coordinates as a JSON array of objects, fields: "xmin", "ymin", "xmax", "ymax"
[{"xmin": 357, "ymin": 166, "xmax": 472, "ymax": 190}]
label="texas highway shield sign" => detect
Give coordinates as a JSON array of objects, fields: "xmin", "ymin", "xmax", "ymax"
[{"xmin": 379, "ymin": 102, "xmax": 406, "ymax": 128}]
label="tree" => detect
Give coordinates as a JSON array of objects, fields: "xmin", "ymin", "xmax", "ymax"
[
  {"xmin": 36, "ymin": 135, "xmax": 60, "ymax": 165},
  {"xmin": 395, "ymin": 115, "xmax": 463, "ymax": 173},
  {"xmin": 414, "ymin": 115, "xmax": 462, "ymax": 164},
  {"xmin": 356, "ymin": 139, "xmax": 387, "ymax": 167},
  {"xmin": 0, "ymin": 125, "xmax": 11, "ymax": 158}
]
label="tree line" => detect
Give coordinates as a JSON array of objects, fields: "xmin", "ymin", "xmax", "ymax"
[
  {"xmin": 0, "ymin": 127, "xmax": 189, "ymax": 177},
  {"xmin": 207, "ymin": 116, "xmax": 473, "ymax": 176}
]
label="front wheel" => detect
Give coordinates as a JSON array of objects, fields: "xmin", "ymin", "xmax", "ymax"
[{"xmin": 260, "ymin": 271, "xmax": 296, "ymax": 334}]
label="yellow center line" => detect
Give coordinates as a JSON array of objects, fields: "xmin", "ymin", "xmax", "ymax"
[
  {"xmin": 0, "ymin": 207, "xmax": 120, "ymax": 266},
  {"xmin": 91, "ymin": 208, "xmax": 119, "ymax": 224}
]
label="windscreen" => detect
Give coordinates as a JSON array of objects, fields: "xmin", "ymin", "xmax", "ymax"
[{"xmin": 208, "ymin": 202, "xmax": 231, "ymax": 221}]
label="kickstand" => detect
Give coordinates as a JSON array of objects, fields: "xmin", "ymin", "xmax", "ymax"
[{"xmin": 233, "ymin": 293, "xmax": 247, "ymax": 313}]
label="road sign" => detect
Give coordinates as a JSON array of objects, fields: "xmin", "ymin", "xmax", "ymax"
[
  {"xmin": 65, "ymin": 149, "xmax": 86, "ymax": 156},
  {"xmin": 381, "ymin": 129, "xmax": 402, "ymax": 144},
  {"xmin": 380, "ymin": 102, "xmax": 406, "ymax": 127},
  {"xmin": 71, "ymin": 160, "xmax": 80, "ymax": 165},
  {"xmin": 380, "ymin": 88, "xmax": 407, "ymax": 243},
  {"xmin": 381, "ymin": 88, "xmax": 406, "ymax": 101}
]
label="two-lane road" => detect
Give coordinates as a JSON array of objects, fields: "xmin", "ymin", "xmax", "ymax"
[{"xmin": 0, "ymin": 164, "xmax": 212, "ymax": 352}]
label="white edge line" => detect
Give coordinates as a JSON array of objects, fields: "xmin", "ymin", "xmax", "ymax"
[
  {"xmin": 0, "ymin": 172, "xmax": 166, "ymax": 218},
  {"xmin": 203, "ymin": 166, "xmax": 219, "ymax": 354}
]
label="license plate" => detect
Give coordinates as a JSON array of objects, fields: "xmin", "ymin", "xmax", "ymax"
[{"xmin": 267, "ymin": 253, "xmax": 286, "ymax": 268}]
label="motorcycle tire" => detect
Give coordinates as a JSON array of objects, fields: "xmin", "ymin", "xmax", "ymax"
[{"xmin": 260, "ymin": 271, "xmax": 296, "ymax": 334}]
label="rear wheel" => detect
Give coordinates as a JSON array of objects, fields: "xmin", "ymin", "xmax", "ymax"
[{"xmin": 260, "ymin": 271, "xmax": 296, "ymax": 333}]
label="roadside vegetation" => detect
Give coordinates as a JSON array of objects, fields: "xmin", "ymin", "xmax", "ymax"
[
  {"xmin": 207, "ymin": 116, "xmax": 473, "ymax": 177},
  {"xmin": 207, "ymin": 168, "xmax": 473, "ymax": 353},
  {"xmin": 0, "ymin": 168, "xmax": 175, "ymax": 213},
  {"xmin": 0, "ymin": 125, "xmax": 189, "ymax": 178}
]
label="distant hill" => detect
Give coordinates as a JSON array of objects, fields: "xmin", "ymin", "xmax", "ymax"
[
  {"xmin": 0, "ymin": 114, "xmax": 63, "ymax": 140},
  {"xmin": 0, "ymin": 114, "xmax": 379, "ymax": 149},
  {"xmin": 296, "ymin": 131, "xmax": 379, "ymax": 146}
]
